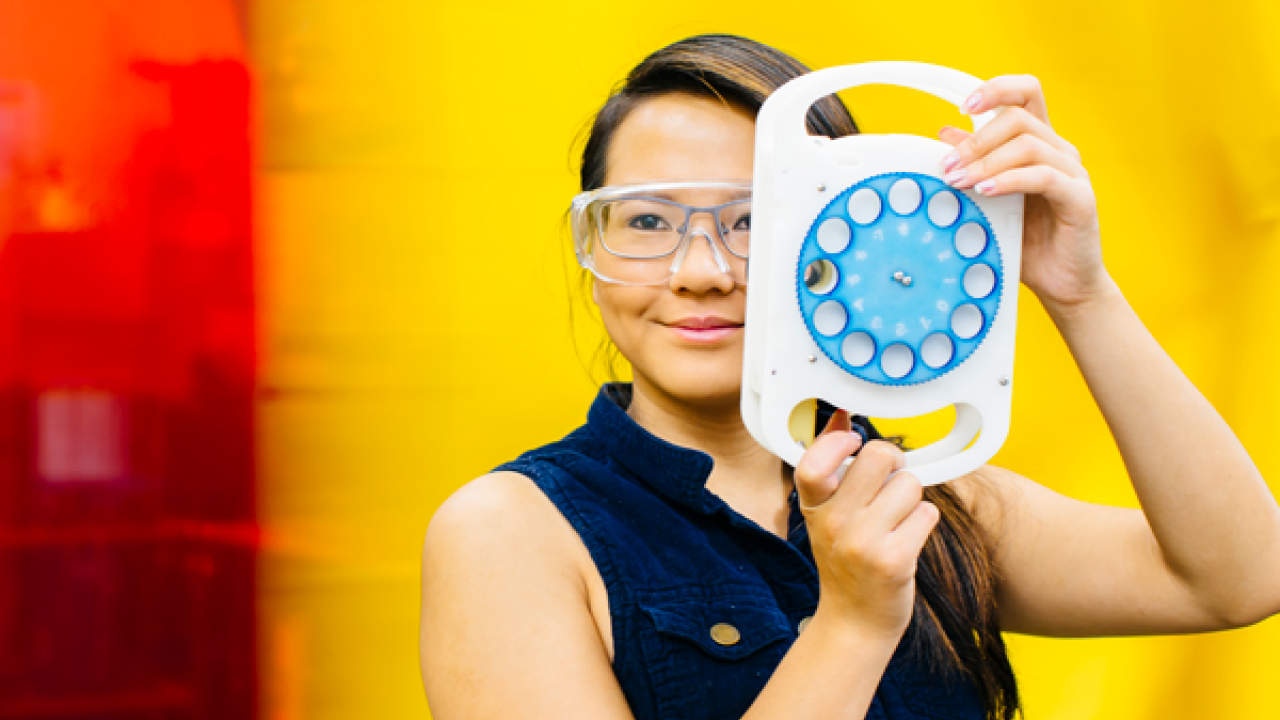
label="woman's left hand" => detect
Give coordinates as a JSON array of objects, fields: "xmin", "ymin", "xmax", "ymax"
[{"xmin": 938, "ymin": 75, "xmax": 1107, "ymax": 311}]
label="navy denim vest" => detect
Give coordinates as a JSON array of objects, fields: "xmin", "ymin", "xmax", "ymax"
[{"xmin": 495, "ymin": 384, "xmax": 985, "ymax": 720}]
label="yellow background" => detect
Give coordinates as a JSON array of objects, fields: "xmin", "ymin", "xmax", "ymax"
[{"xmin": 251, "ymin": 2, "xmax": 1280, "ymax": 718}]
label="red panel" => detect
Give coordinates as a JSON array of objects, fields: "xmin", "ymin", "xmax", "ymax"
[{"xmin": 0, "ymin": 5, "xmax": 255, "ymax": 719}]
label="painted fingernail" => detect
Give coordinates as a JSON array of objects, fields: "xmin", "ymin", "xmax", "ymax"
[
  {"xmin": 962, "ymin": 92, "xmax": 982, "ymax": 114},
  {"xmin": 942, "ymin": 151, "xmax": 961, "ymax": 171},
  {"xmin": 944, "ymin": 168, "xmax": 967, "ymax": 186},
  {"xmin": 975, "ymin": 179, "xmax": 997, "ymax": 195}
]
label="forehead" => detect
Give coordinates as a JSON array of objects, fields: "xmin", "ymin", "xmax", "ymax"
[{"xmin": 604, "ymin": 93, "xmax": 756, "ymax": 186}]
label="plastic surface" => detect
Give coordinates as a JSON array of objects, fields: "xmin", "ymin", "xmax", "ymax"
[
  {"xmin": 796, "ymin": 172, "xmax": 1003, "ymax": 386},
  {"xmin": 742, "ymin": 62, "xmax": 1025, "ymax": 485}
]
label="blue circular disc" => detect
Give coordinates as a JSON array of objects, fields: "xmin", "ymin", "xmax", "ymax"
[{"xmin": 796, "ymin": 172, "xmax": 1003, "ymax": 385}]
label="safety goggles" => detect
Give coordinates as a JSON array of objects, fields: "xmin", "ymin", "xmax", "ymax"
[{"xmin": 570, "ymin": 182, "xmax": 753, "ymax": 285}]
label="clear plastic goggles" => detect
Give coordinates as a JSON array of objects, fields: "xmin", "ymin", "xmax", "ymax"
[{"xmin": 570, "ymin": 181, "xmax": 753, "ymax": 285}]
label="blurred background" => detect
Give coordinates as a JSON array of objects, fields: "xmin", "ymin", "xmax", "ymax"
[{"xmin": 0, "ymin": 1, "xmax": 1277, "ymax": 719}]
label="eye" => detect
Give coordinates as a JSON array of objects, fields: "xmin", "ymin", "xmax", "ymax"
[
  {"xmin": 733, "ymin": 213, "xmax": 751, "ymax": 231},
  {"xmin": 627, "ymin": 214, "xmax": 671, "ymax": 231}
]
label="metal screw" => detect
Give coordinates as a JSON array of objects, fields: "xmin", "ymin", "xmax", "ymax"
[
  {"xmin": 902, "ymin": 276, "xmax": 913, "ymax": 287},
  {"xmin": 893, "ymin": 271, "xmax": 904, "ymax": 281},
  {"xmin": 817, "ymin": 183, "xmax": 827, "ymax": 192},
  {"xmin": 998, "ymin": 376, "xmax": 1009, "ymax": 386},
  {"xmin": 807, "ymin": 355, "xmax": 817, "ymax": 363}
]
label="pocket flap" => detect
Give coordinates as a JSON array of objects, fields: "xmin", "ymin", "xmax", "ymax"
[{"xmin": 640, "ymin": 594, "xmax": 792, "ymax": 660}]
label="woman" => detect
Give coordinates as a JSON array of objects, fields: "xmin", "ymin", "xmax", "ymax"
[{"xmin": 419, "ymin": 35, "xmax": 1278, "ymax": 720}]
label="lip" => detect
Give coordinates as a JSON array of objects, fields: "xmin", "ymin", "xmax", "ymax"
[
  {"xmin": 663, "ymin": 316, "xmax": 744, "ymax": 344},
  {"xmin": 667, "ymin": 316, "xmax": 743, "ymax": 330}
]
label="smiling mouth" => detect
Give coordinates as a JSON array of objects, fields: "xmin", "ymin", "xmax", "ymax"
[{"xmin": 666, "ymin": 318, "xmax": 744, "ymax": 330}]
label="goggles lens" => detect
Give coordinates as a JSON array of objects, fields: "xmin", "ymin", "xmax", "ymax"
[{"xmin": 582, "ymin": 190, "xmax": 751, "ymax": 285}]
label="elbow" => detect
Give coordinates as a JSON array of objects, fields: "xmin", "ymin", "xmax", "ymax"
[{"xmin": 1204, "ymin": 584, "xmax": 1280, "ymax": 630}]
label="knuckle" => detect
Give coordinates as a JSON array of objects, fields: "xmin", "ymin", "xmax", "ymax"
[
  {"xmin": 1013, "ymin": 132, "xmax": 1040, "ymax": 156},
  {"xmin": 859, "ymin": 441, "xmax": 900, "ymax": 466}
]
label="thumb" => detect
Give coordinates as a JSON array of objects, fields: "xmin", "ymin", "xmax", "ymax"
[{"xmin": 793, "ymin": 429, "xmax": 862, "ymax": 511}]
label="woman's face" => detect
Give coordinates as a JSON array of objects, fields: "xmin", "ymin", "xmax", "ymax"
[{"xmin": 596, "ymin": 92, "xmax": 755, "ymax": 409}]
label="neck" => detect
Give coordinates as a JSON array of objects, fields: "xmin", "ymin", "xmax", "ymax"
[{"xmin": 625, "ymin": 376, "xmax": 791, "ymax": 533}]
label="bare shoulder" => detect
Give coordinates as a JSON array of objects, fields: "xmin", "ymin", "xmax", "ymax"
[
  {"xmin": 422, "ymin": 470, "xmax": 585, "ymax": 591},
  {"xmin": 421, "ymin": 472, "xmax": 627, "ymax": 719}
]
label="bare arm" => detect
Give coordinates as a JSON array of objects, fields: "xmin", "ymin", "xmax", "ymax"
[
  {"xmin": 942, "ymin": 76, "xmax": 1280, "ymax": 635},
  {"xmin": 954, "ymin": 285, "xmax": 1280, "ymax": 636}
]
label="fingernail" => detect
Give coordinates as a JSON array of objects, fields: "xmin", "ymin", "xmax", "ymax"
[
  {"xmin": 942, "ymin": 151, "xmax": 961, "ymax": 171},
  {"xmin": 975, "ymin": 178, "xmax": 996, "ymax": 195},
  {"xmin": 938, "ymin": 125, "xmax": 956, "ymax": 139},
  {"xmin": 962, "ymin": 92, "xmax": 982, "ymax": 114},
  {"xmin": 944, "ymin": 168, "xmax": 967, "ymax": 186}
]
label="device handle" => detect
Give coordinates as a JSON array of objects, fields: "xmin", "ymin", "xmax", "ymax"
[{"xmin": 758, "ymin": 61, "xmax": 996, "ymax": 142}]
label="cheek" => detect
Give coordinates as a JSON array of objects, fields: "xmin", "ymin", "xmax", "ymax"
[{"xmin": 594, "ymin": 286, "xmax": 655, "ymax": 350}]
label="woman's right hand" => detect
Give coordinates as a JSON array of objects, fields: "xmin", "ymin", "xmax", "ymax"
[{"xmin": 793, "ymin": 411, "xmax": 940, "ymax": 640}]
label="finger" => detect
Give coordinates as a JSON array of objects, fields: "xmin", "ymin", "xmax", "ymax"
[
  {"xmin": 826, "ymin": 440, "xmax": 904, "ymax": 512},
  {"xmin": 943, "ymin": 107, "xmax": 1076, "ymax": 174},
  {"xmin": 961, "ymin": 74, "xmax": 1050, "ymax": 124},
  {"xmin": 819, "ymin": 408, "xmax": 851, "ymax": 437},
  {"xmin": 888, "ymin": 499, "xmax": 940, "ymax": 558},
  {"xmin": 965, "ymin": 165, "xmax": 1092, "ymax": 211},
  {"xmin": 938, "ymin": 125, "xmax": 971, "ymax": 147},
  {"xmin": 861, "ymin": 469, "xmax": 926, "ymax": 537},
  {"xmin": 945, "ymin": 133, "xmax": 1084, "ymax": 191},
  {"xmin": 794, "ymin": 431, "xmax": 863, "ymax": 510}
]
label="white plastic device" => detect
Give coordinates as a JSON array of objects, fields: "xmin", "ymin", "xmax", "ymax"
[{"xmin": 742, "ymin": 62, "xmax": 1024, "ymax": 485}]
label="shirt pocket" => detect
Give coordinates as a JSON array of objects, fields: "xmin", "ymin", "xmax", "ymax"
[{"xmin": 636, "ymin": 589, "xmax": 793, "ymax": 720}]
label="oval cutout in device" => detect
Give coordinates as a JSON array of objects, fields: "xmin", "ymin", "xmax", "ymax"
[
  {"xmin": 963, "ymin": 263, "xmax": 996, "ymax": 299},
  {"xmin": 881, "ymin": 343, "xmax": 915, "ymax": 379},
  {"xmin": 927, "ymin": 190, "xmax": 961, "ymax": 227},
  {"xmin": 803, "ymin": 258, "xmax": 840, "ymax": 295},
  {"xmin": 888, "ymin": 178, "xmax": 922, "ymax": 215},
  {"xmin": 817, "ymin": 218, "xmax": 851, "ymax": 253},
  {"xmin": 847, "ymin": 188, "xmax": 882, "ymax": 225},
  {"xmin": 842, "ymin": 331, "xmax": 875, "ymax": 367},
  {"xmin": 920, "ymin": 332, "xmax": 954, "ymax": 369},
  {"xmin": 951, "ymin": 303, "xmax": 985, "ymax": 339},
  {"xmin": 813, "ymin": 301, "xmax": 848, "ymax": 337},
  {"xmin": 955, "ymin": 222, "xmax": 987, "ymax": 258}
]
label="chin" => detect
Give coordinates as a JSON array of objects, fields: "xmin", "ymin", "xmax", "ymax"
[{"xmin": 648, "ymin": 367, "xmax": 742, "ymax": 409}]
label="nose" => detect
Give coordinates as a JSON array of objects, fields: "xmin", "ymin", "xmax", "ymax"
[{"xmin": 669, "ymin": 214, "xmax": 737, "ymax": 294}]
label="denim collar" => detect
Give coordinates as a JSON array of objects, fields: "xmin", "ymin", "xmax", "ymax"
[{"xmin": 587, "ymin": 383, "xmax": 717, "ymax": 512}]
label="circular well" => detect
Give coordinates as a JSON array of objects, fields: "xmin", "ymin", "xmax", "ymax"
[
  {"xmin": 817, "ymin": 218, "xmax": 850, "ymax": 253},
  {"xmin": 803, "ymin": 258, "xmax": 840, "ymax": 295},
  {"xmin": 888, "ymin": 178, "xmax": 923, "ymax": 215},
  {"xmin": 927, "ymin": 190, "xmax": 961, "ymax": 227},
  {"xmin": 847, "ymin": 188, "xmax": 882, "ymax": 225},
  {"xmin": 920, "ymin": 332, "xmax": 955, "ymax": 369},
  {"xmin": 841, "ymin": 332, "xmax": 875, "ymax": 367},
  {"xmin": 813, "ymin": 300, "xmax": 848, "ymax": 337},
  {"xmin": 951, "ymin": 303, "xmax": 985, "ymax": 340},
  {"xmin": 955, "ymin": 222, "xmax": 988, "ymax": 258},
  {"xmin": 881, "ymin": 343, "xmax": 915, "ymax": 379},
  {"xmin": 963, "ymin": 263, "xmax": 996, "ymax": 299}
]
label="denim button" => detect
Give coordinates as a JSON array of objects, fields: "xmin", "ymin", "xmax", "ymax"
[{"xmin": 709, "ymin": 623, "xmax": 741, "ymax": 646}]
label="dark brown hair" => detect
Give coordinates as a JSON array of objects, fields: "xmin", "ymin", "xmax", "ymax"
[{"xmin": 578, "ymin": 34, "xmax": 1019, "ymax": 719}]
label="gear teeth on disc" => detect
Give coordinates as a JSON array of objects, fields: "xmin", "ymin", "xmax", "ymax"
[{"xmin": 795, "ymin": 172, "xmax": 1003, "ymax": 386}]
